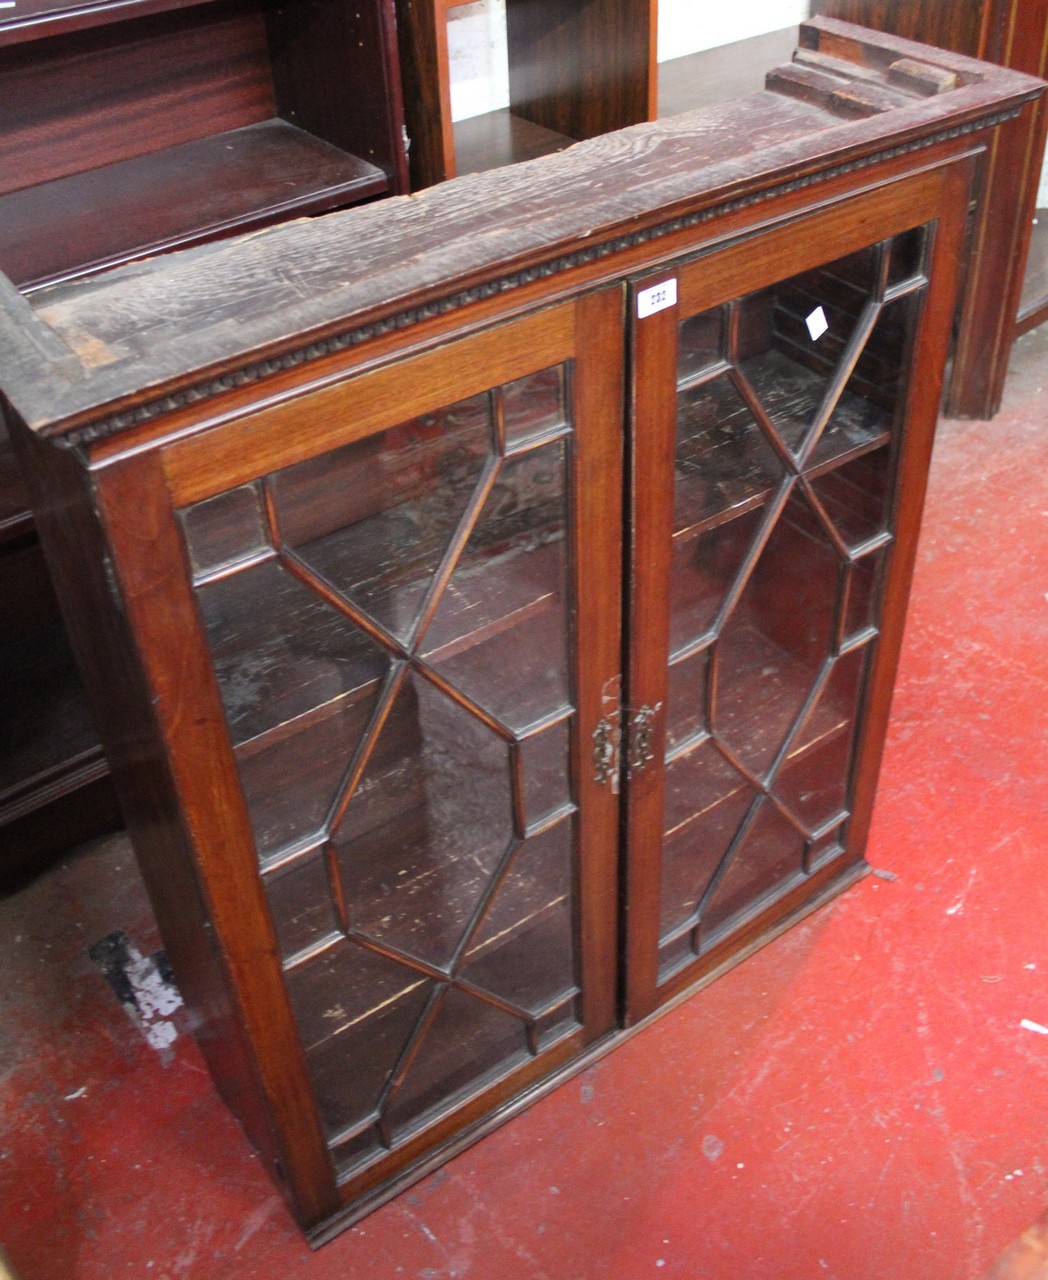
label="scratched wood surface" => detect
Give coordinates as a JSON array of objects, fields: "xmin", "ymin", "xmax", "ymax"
[{"xmin": 0, "ymin": 17, "xmax": 1040, "ymax": 439}]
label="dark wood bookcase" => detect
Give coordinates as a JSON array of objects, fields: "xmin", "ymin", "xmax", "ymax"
[
  {"xmin": 0, "ymin": 0, "xmax": 408, "ymax": 881},
  {"xmin": 394, "ymin": 0, "xmax": 655, "ymax": 188},
  {"xmin": 0, "ymin": 19, "xmax": 1041, "ymax": 1241},
  {"xmin": 812, "ymin": 0, "xmax": 1048, "ymax": 414}
]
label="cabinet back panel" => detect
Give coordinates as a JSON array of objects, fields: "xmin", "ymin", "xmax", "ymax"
[
  {"xmin": 809, "ymin": 1, "xmax": 988, "ymax": 58},
  {"xmin": 0, "ymin": 0, "xmax": 276, "ymax": 195}
]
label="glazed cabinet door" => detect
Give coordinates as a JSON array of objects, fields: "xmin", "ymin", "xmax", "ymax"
[
  {"xmin": 99, "ymin": 291, "xmax": 625, "ymax": 1224},
  {"xmin": 623, "ymin": 173, "xmax": 967, "ymax": 1020}
]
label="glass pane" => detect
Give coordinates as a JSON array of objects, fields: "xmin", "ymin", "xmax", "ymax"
[
  {"xmin": 502, "ymin": 365, "xmax": 568, "ymax": 449},
  {"xmin": 773, "ymin": 646, "xmax": 869, "ymax": 833},
  {"xmin": 264, "ymin": 853, "xmax": 340, "ymax": 961},
  {"xmin": 386, "ymin": 987, "xmax": 529, "ymax": 1138},
  {"xmin": 271, "ymin": 395, "xmax": 493, "ymax": 644},
  {"xmin": 181, "ymin": 482, "xmax": 267, "ymax": 579},
  {"xmin": 194, "ymin": 559, "xmax": 390, "ymax": 745},
  {"xmin": 843, "ymin": 549, "xmax": 885, "ymax": 641},
  {"xmin": 808, "ymin": 825, "xmax": 847, "ymax": 874},
  {"xmin": 520, "ymin": 718, "xmax": 573, "ymax": 830},
  {"xmin": 887, "ymin": 227, "xmax": 927, "ymax": 288},
  {"xmin": 459, "ymin": 818, "xmax": 578, "ymax": 1014},
  {"xmin": 677, "ymin": 308, "xmax": 724, "ymax": 384},
  {"xmin": 700, "ymin": 800, "xmax": 806, "ymax": 942},
  {"xmin": 669, "ymin": 505, "xmax": 765, "ymax": 655},
  {"xmin": 423, "ymin": 440, "xmax": 571, "ymax": 731},
  {"xmin": 534, "ymin": 998, "xmax": 580, "ymax": 1051},
  {"xmin": 809, "ymin": 295, "xmax": 916, "ymax": 470},
  {"xmin": 284, "ymin": 939, "xmax": 434, "ymax": 1142},
  {"xmin": 660, "ymin": 739, "xmax": 755, "ymax": 940},
  {"xmin": 331, "ymin": 1125, "xmax": 384, "ymax": 1180},
  {"xmin": 715, "ymin": 491, "xmax": 840, "ymax": 779},
  {"xmin": 808, "ymin": 446, "xmax": 892, "ymax": 550},
  {"xmin": 736, "ymin": 247, "xmax": 881, "ymax": 460},
  {"xmin": 235, "ymin": 694, "xmax": 379, "ymax": 860},
  {"xmin": 675, "ymin": 372, "xmax": 783, "ymax": 528},
  {"xmin": 665, "ymin": 646, "xmax": 710, "ymax": 750},
  {"xmin": 334, "ymin": 670, "xmax": 515, "ymax": 970}
]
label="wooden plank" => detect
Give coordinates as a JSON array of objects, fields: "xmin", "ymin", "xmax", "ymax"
[
  {"xmin": 161, "ymin": 303, "xmax": 576, "ymax": 505},
  {"xmin": 0, "ymin": 0, "xmax": 276, "ymax": 194},
  {"xmin": 6, "ymin": 39, "xmax": 1039, "ymax": 438},
  {"xmin": 0, "ymin": 121, "xmax": 389, "ymax": 291}
]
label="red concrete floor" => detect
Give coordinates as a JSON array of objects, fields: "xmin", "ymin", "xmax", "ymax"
[{"xmin": 2, "ymin": 326, "xmax": 1047, "ymax": 1280}]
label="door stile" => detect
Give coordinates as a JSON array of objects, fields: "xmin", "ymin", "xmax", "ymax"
[
  {"xmin": 91, "ymin": 448, "xmax": 340, "ymax": 1224},
  {"xmin": 569, "ymin": 285, "xmax": 628, "ymax": 1039},
  {"xmin": 622, "ymin": 272, "xmax": 682, "ymax": 1023}
]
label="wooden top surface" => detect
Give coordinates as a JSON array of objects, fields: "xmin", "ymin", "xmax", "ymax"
[{"xmin": 0, "ymin": 18, "xmax": 1042, "ymax": 441}]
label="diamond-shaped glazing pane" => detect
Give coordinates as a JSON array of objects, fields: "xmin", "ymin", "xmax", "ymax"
[
  {"xmin": 333, "ymin": 669, "xmax": 515, "ymax": 970},
  {"xmin": 715, "ymin": 490, "xmax": 841, "ymax": 779},
  {"xmin": 660, "ymin": 738, "xmax": 755, "ymax": 941},
  {"xmin": 669, "ymin": 504, "xmax": 766, "ymax": 657},
  {"xmin": 284, "ymin": 939, "xmax": 434, "ymax": 1144},
  {"xmin": 700, "ymin": 800, "xmax": 807, "ymax": 942},
  {"xmin": 675, "ymin": 372, "xmax": 783, "ymax": 529},
  {"xmin": 772, "ymin": 645, "xmax": 869, "ymax": 834},
  {"xmin": 194, "ymin": 559, "xmax": 391, "ymax": 745}
]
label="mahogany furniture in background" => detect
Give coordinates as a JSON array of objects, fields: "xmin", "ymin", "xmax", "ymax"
[
  {"xmin": 0, "ymin": 0, "xmax": 409, "ymax": 881},
  {"xmin": 813, "ymin": 0, "xmax": 1048, "ymax": 414},
  {"xmin": 1, "ymin": 19, "xmax": 1041, "ymax": 1241},
  {"xmin": 394, "ymin": 0, "xmax": 656, "ymax": 187}
]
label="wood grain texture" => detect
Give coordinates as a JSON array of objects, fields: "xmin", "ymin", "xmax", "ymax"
[
  {"xmin": 0, "ymin": 0, "xmax": 276, "ymax": 194},
  {"xmin": 811, "ymin": 0, "xmax": 994, "ymax": 57},
  {"xmin": 0, "ymin": 0, "xmax": 219, "ymax": 48},
  {"xmin": 811, "ymin": 0, "xmax": 1048, "ymax": 416},
  {"xmin": 0, "ymin": 121, "xmax": 389, "ymax": 290},
  {"xmin": 505, "ymin": 0, "xmax": 654, "ymax": 142},
  {"xmin": 622, "ymin": 272, "xmax": 679, "ymax": 1023},
  {"xmin": 4, "ymin": 25, "xmax": 1040, "ymax": 439},
  {"xmin": 90, "ymin": 448, "xmax": 340, "ymax": 1225},
  {"xmin": 393, "ymin": 0, "xmax": 456, "ymax": 188},
  {"xmin": 1, "ymin": 20, "xmax": 1040, "ymax": 1237}
]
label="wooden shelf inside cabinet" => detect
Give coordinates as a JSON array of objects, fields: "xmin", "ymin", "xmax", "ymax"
[{"xmin": 395, "ymin": 0, "xmax": 654, "ymax": 189}]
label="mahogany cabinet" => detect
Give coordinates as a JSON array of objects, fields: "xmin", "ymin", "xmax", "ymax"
[
  {"xmin": 1, "ymin": 20, "xmax": 1040, "ymax": 1240},
  {"xmin": 0, "ymin": 0, "xmax": 409, "ymax": 879},
  {"xmin": 394, "ymin": 0, "xmax": 655, "ymax": 188}
]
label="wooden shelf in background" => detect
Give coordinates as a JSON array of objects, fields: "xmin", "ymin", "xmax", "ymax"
[
  {"xmin": 1, "ymin": 120, "xmax": 390, "ymax": 292},
  {"xmin": 453, "ymin": 109, "xmax": 575, "ymax": 177}
]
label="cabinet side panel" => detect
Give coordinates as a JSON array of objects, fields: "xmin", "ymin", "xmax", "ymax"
[
  {"xmin": 393, "ymin": 0, "xmax": 455, "ymax": 188},
  {"xmin": 848, "ymin": 157, "xmax": 977, "ymax": 847},
  {"xmin": 267, "ymin": 0, "xmax": 408, "ymax": 190},
  {"xmin": 505, "ymin": 0, "xmax": 653, "ymax": 141},
  {"xmin": 6, "ymin": 419, "xmax": 339, "ymax": 1228}
]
